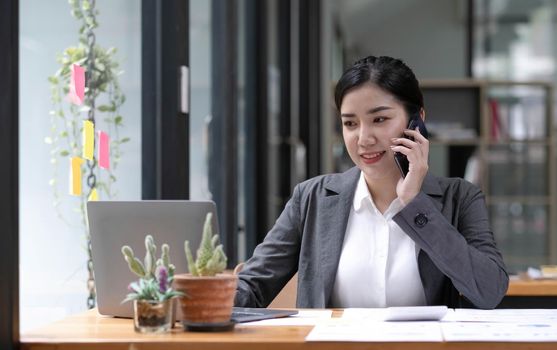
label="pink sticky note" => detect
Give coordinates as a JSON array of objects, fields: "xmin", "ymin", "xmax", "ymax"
[
  {"xmin": 69, "ymin": 64, "xmax": 85, "ymax": 105},
  {"xmin": 98, "ymin": 131, "xmax": 110, "ymax": 169}
]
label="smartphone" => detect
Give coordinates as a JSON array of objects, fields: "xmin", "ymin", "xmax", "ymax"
[{"xmin": 393, "ymin": 112, "xmax": 428, "ymax": 178}]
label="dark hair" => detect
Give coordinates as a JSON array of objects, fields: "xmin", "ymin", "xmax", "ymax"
[{"xmin": 334, "ymin": 55, "xmax": 423, "ymax": 116}]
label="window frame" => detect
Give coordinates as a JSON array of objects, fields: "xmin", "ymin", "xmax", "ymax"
[{"xmin": 0, "ymin": 0, "xmax": 20, "ymax": 349}]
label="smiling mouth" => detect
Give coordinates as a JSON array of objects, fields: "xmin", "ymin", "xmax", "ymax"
[
  {"xmin": 359, "ymin": 151, "xmax": 385, "ymax": 164},
  {"xmin": 360, "ymin": 151, "xmax": 384, "ymax": 159}
]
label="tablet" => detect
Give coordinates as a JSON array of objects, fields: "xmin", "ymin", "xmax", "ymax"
[{"xmin": 383, "ymin": 306, "xmax": 448, "ymax": 321}]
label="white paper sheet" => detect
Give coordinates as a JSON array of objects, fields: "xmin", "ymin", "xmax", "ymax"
[
  {"xmin": 441, "ymin": 322, "xmax": 557, "ymax": 342},
  {"xmin": 238, "ymin": 309, "xmax": 333, "ymax": 326},
  {"xmin": 343, "ymin": 307, "xmax": 451, "ymax": 321},
  {"xmin": 341, "ymin": 308, "xmax": 388, "ymax": 321},
  {"xmin": 306, "ymin": 319, "xmax": 444, "ymax": 342},
  {"xmin": 443, "ymin": 308, "xmax": 557, "ymax": 323},
  {"xmin": 308, "ymin": 309, "xmax": 557, "ymax": 342}
]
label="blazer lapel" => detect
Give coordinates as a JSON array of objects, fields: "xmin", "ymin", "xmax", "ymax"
[{"xmin": 319, "ymin": 167, "xmax": 360, "ymax": 306}]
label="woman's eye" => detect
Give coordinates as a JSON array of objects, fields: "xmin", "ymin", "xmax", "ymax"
[
  {"xmin": 343, "ymin": 121, "xmax": 356, "ymax": 127},
  {"xmin": 374, "ymin": 117, "xmax": 387, "ymax": 123}
]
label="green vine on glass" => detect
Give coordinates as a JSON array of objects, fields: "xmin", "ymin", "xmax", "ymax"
[
  {"xmin": 46, "ymin": 0, "xmax": 128, "ymax": 308},
  {"xmin": 46, "ymin": 0, "xmax": 128, "ymax": 224}
]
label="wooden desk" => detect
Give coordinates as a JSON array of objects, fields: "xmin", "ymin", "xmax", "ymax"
[
  {"xmin": 499, "ymin": 279, "xmax": 557, "ymax": 308},
  {"xmin": 21, "ymin": 309, "xmax": 557, "ymax": 350},
  {"xmin": 507, "ymin": 279, "xmax": 557, "ymax": 296}
]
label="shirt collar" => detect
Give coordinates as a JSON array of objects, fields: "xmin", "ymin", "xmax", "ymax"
[
  {"xmin": 352, "ymin": 171, "xmax": 405, "ymax": 219},
  {"xmin": 353, "ymin": 171, "xmax": 371, "ymax": 212}
]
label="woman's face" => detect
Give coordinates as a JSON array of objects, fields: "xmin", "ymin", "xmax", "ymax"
[{"xmin": 340, "ymin": 83, "xmax": 408, "ymax": 182}]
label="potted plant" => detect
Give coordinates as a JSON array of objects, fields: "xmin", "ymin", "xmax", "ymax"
[
  {"xmin": 174, "ymin": 213, "xmax": 238, "ymax": 332},
  {"xmin": 121, "ymin": 235, "xmax": 183, "ymax": 333}
]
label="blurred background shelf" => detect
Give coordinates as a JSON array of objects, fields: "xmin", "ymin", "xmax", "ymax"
[{"xmin": 422, "ymin": 80, "xmax": 555, "ymax": 274}]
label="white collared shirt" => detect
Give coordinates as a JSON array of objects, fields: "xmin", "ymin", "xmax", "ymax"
[{"xmin": 330, "ymin": 172, "xmax": 426, "ymax": 308}]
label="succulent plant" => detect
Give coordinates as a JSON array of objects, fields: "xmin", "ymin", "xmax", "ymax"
[
  {"xmin": 121, "ymin": 235, "xmax": 182, "ymax": 302},
  {"xmin": 185, "ymin": 213, "xmax": 227, "ymax": 276}
]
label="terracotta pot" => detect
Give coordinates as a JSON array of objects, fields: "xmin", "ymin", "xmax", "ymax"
[{"xmin": 173, "ymin": 273, "xmax": 238, "ymax": 324}]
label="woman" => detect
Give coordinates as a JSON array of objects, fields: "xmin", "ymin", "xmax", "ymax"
[{"xmin": 235, "ymin": 55, "xmax": 508, "ymax": 309}]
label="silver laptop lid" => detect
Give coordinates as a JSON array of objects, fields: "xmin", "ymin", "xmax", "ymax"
[{"xmin": 88, "ymin": 200, "xmax": 218, "ymax": 318}]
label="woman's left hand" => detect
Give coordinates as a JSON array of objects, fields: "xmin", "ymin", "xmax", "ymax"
[{"xmin": 390, "ymin": 127, "xmax": 429, "ymax": 205}]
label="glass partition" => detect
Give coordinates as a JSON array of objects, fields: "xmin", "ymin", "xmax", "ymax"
[{"xmin": 19, "ymin": 0, "xmax": 141, "ymax": 332}]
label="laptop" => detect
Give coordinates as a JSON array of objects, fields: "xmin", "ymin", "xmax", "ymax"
[
  {"xmin": 88, "ymin": 200, "xmax": 298, "ymax": 324},
  {"xmin": 88, "ymin": 200, "xmax": 216, "ymax": 318}
]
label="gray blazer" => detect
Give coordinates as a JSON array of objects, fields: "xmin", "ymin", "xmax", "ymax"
[{"xmin": 235, "ymin": 167, "xmax": 509, "ymax": 309}]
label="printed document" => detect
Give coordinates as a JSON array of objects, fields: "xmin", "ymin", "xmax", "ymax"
[
  {"xmin": 306, "ymin": 319, "xmax": 444, "ymax": 342},
  {"xmin": 441, "ymin": 322, "xmax": 557, "ymax": 342}
]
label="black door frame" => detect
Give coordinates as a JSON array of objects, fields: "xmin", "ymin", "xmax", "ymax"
[
  {"xmin": 243, "ymin": 0, "xmax": 268, "ymax": 252},
  {"xmin": 0, "ymin": 0, "xmax": 19, "ymax": 349},
  {"xmin": 299, "ymin": 0, "xmax": 322, "ymax": 179},
  {"xmin": 209, "ymin": 0, "xmax": 239, "ymax": 266},
  {"xmin": 142, "ymin": 0, "xmax": 190, "ymax": 200}
]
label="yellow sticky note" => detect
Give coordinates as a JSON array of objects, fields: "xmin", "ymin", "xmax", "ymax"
[
  {"xmin": 83, "ymin": 120, "xmax": 94, "ymax": 160},
  {"xmin": 69, "ymin": 157, "xmax": 83, "ymax": 196},
  {"xmin": 88, "ymin": 188, "xmax": 99, "ymax": 201}
]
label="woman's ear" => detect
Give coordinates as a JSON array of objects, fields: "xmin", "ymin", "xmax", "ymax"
[{"xmin": 419, "ymin": 108, "xmax": 426, "ymax": 122}]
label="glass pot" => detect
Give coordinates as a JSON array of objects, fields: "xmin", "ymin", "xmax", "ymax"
[{"xmin": 133, "ymin": 299, "xmax": 173, "ymax": 333}]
